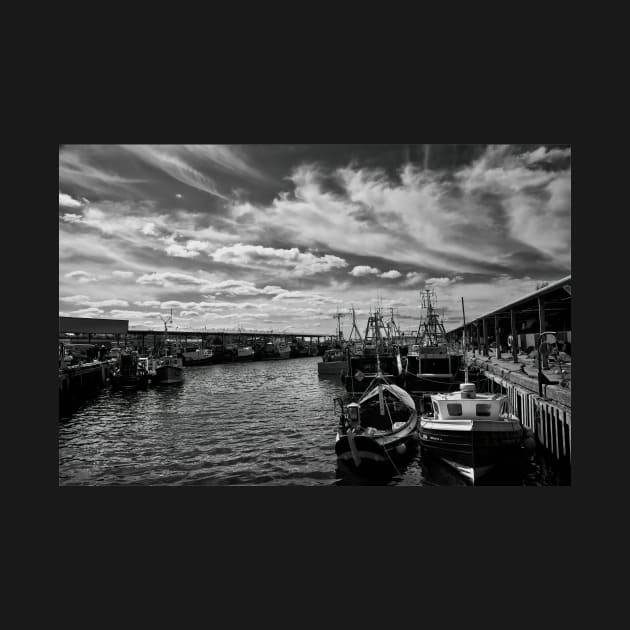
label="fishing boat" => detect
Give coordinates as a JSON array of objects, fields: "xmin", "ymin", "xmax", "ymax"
[
  {"xmin": 236, "ymin": 344, "xmax": 255, "ymax": 361},
  {"xmin": 317, "ymin": 348, "xmax": 346, "ymax": 376},
  {"xmin": 318, "ymin": 311, "xmax": 347, "ymax": 375},
  {"xmin": 418, "ymin": 378, "xmax": 524, "ymax": 483},
  {"xmin": 149, "ymin": 310, "xmax": 184, "ymax": 384},
  {"xmin": 110, "ymin": 350, "xmax": 149, "ymax": 389},
  {"xmin": 152, "ymin": 354, "xmax": 184, "ymax": 384},
  {"xmin": 261, "ymin": 339, "xmax": 292, "ymax": 359},
  {"xmin": 179, "ymin": 345, "xmax": 214, "ymax": 366},
  {"xmin": 343, "ymin": 307, "xmax": 404, "ymax": 393},
  {"xmin": 335, "ymin": 367, "xmax": 418, "ymax": 470},
  {"xmin": 402, "ymin": 288, "xmax": 464, "ymax": 393}
]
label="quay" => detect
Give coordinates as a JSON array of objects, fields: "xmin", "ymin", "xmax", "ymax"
[{"xmin": 59, "ymin": 359, "xmax": 117, "ymax": 409}]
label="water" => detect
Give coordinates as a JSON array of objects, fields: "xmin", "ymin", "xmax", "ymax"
[{"xmin": 58, "ymin": 356, "xmax": 569, "ymax": 486}]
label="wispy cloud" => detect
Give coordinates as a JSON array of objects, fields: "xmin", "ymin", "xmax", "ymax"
[{"xmin": 121, "ymin": 145, "xmax": 229, "ymax": 199}]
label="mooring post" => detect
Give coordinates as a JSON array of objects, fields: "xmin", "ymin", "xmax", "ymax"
[
  {"xmin": 511, "ymin": 309, "xmax": 518, "ymax": 363},
  {"xmin": 495, "ymin": 315, "xmax": 501, "ymax": 360},
  {"xmin": 538, "ymin": 296, "xmax": 549, "ymax": 370},
  {"xmin": 482, "ymin": 318, "xmax": 489, "ymax": 357}
]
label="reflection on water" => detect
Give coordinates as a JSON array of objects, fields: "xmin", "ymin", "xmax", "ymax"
[{"xmin": 58, "ymin": 357, "xmax": 568, "ymax": 486}]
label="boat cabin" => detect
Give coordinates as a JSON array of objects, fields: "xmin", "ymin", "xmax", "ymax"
[
  {"xmin": 323, "ymin": 348, "xmax": 345, "ymax": 362},
  {"xmin": 429, "ymin": 384, "xmax": 509, "ymax": 420}
]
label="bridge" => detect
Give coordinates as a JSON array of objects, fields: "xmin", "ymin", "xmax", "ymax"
[{"xmin": 59, "ymin": 317, "xmax": 338, "ymax": 348}]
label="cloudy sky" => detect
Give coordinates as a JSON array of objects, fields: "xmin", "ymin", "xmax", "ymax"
[{"xmin": 59, "ymin": 144, "xmax": 571, "ymax": 335}]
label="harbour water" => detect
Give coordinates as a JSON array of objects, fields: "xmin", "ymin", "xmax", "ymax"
[{"xmin": 58, "ymin": 356, "xmax": 568, "ymax": 486}]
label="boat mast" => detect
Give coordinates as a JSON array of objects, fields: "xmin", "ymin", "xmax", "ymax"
[
  {"xmin": 461, "ymin": 297, "xmax": 468, "ymax": 384},
  {"xmin": 159, "ymin": 309, "xmax": 173, "ymax": 357},
  {"xmin": 348, "ymin": 306, "xmax": 363, "ymax": 343},
  {"xmin": 332, "ymin": 310, "xmax": 345, "ymax": 343}
]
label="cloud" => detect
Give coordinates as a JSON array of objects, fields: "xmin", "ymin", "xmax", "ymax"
[
  {"xmin": 211, "ymin": 243, "xmax": 347, "ymax": 276},
  {"xmin": 181, "ymin": 145, "xmax": 269, "ymax": 182},
  {"xmin": 350, "ymin": 265, "xmax": 380, "ymax": 277},
  {"xmin": 112, "ymin": 270, "xmax": 135, "ymax": 278},
  {"xmin": 161, "ymin": 235, "xmax": 210, "ymax": 258},
  {"xmin": 121, "ymin": 145, "xmax": 229, "ymax": 200},
  {"xmin": 65, "ymin": 270, "xmax": 98, "ymax": 283},
  {"xmin": 60, "ymin": 307, "xmax": 105, "ymax": 317},
  {"xmin": 109, "ymin": 310, "xmax": 163, "ymax": 319},
  {"xmin": 60, "ymin": 295, "xmax": 129, "ymax": 308},
  {"xmin": 425, "ymin": 276, "xmax": 463, "ymax": 287},
  {"xmin": 135, "ymin": 300, "xmax": 162, "ymax": 307},
  {"xmin": 59, "ymin": 149, "xmax": 147, "ymax": 196},
  {"xmin": 379, "ymin": 270, "xmax": 402, "ymax": 279},
  {"xmin": 136, "ymin": 272, "xmax": 207, "ymax": 287},
  {"xmin": 201, "ymin": 280, "xmax": 286, "ymax": 297},
  {"xmin": 227, "ymin": 148, "xmax": 570, "ymax": 276},
  {"xmin": 164, "ymin": 243, "xmax": 201, "ymax": 258},
  {"xmin": 523, "ymin": 146, "xmax": 571, "ymax": 165},
  {"xmin": 59, "ymin": 192, "xmax": 83, "ymax": 208}
]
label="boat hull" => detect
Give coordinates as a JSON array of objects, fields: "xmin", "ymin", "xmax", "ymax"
[
  {"xmin": 317, "ymin": 360, "xmax": 346, "ymax": 376},
  {"xmin": 111, "ymin": 374, "xmax": 149, "ymax": 390},
  {"xmin": 182, "ymin": 356, "xmax": 214, "ymax": 366},
  {"xmin": 152, "ymin": 365, "xmax": 184, "ymax": 384},
  {"xmin": 419, "ymin": 418, "xmax": 524, "ymax": 483},
  {"xmin": 335, "ymin": 415, "xmax": 418, "ymax": 468}
]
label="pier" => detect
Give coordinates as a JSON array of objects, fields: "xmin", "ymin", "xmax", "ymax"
[
  {"xmin": 467, "ymin": 353, "xmax": 571, "ymax": 468},
  {"xmin": 59, "ymin": 359, "xmax": 118, "ymax": 409}
]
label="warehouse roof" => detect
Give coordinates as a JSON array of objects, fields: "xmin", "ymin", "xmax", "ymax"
[{"xmin": 446, "ymin": 275, "xmax": 571, "ymax": 333}]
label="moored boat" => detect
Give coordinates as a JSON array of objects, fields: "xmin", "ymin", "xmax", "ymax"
[
  {"xmin": 111, "ymin": 350, "xmax": 149, "ymax": 389},
  {"xmin": 317, "ymin": 347, "xmax": 346, "ymax": 376},
  {"xmin": 236, "ymin": 344, "xmax": 255, "ymax": 361},
  {"xmin": 343, "ymin": 307, "xmax": 404, "ymax": 393},
  {"xmin": 180, "ymin": 346, "xmax": 214, "ymax": 366},
  {"xmin": 335, "ymin": 368, "xmax": 418, "ymax": 470},
  {"xmin": 418, "ymin": 380, "xmax": 524, "ymax": 483},
  {"xmin": 402, "ymin": 288, "xmax": 464, "ymax": 393},
  {"xmin": 148, "ymin": 310, "xmax": 185, "ymax": 384},
  {"xmin": 151, "ymin": 354, "xmax": 184, "ymax": 384}
]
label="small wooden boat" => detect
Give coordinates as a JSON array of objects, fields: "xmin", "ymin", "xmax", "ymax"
[
  {"xmin": 419, "ymin": 379, "xmax": 524, "ymax": 483},
  {"xmin": 335, "ymin": 369, "xmax": 418, "ymax": 469}
]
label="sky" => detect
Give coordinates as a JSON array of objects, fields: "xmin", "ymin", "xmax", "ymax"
[{"xmin": 59, "ymin": 144, "xmax": 571, "ymax": 335}]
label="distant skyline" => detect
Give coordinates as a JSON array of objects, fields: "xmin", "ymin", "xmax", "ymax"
[{"xmin": 59, "ymin": 144, "xmax": 571, "ymax": 335}]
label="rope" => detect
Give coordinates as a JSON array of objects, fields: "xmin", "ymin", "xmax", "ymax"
[{"xmin": 383, "ymin": 440, "xmax": 402, "ymax": 476}]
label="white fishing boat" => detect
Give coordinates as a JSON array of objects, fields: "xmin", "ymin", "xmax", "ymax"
[{"xmin": 419, "ymin": 378, "xmax": 524, "ymax": 483}]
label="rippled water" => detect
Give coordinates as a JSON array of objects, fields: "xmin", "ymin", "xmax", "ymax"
[{"xmin": 58, "ymin": 356, "xmax": 569, "ymax": 486}]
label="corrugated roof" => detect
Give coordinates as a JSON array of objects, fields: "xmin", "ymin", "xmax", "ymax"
[{"xmin": 447, "ymin": 274, "xmax": 571, "ymax": 333}]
